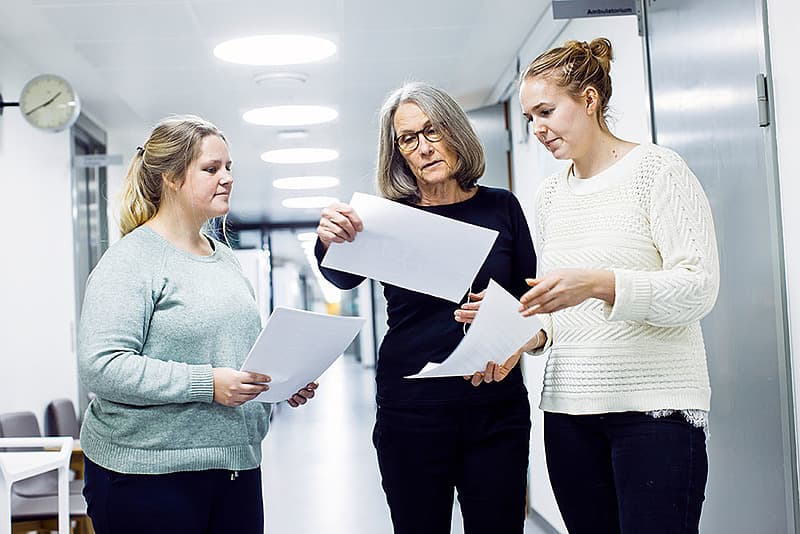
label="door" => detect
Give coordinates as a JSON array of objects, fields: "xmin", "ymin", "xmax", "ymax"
[
  {"xmin": 468, "ymin": 101, "xmax": 513, "ymax": 190},
  {"xmin": 644, "ymin": 1, "xmax": 797, "ymax": 531},
  {"xmin": 71, "ymin": 114, "xmax": 108, "ymax": 415}
]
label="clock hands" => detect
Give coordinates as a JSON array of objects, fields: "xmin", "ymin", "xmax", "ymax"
[{"xmin": 25, "ymin": 91, "xmax": 63, "ymax": 116}]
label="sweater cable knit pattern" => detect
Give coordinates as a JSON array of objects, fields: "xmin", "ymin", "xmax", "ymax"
[{"xmin": 533, "ymin": 144, "xmax": 719, "ymax": 424}]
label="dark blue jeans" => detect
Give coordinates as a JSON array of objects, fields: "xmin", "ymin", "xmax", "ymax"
[
  {"xmin": 544, "ymin": 411, "xmax": 707, "ymax": 534},
  {"xmin": 83, "ymin": 456, "xmax": 263, "ymax": 534},
  {"xmin": 373, "ymin": 395, "xmax": 531, "ymax": 534}
]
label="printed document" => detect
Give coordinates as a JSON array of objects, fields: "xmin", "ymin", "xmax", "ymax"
[
  {"xmin": 241, "ymin": 307, "xmax": 365, "ymax": 402},
  {"xmin": 406, "ymin": 279, "xmax": 543, "ymax": 378},
  {"xmin": 321, "ymin": 192, "xmax": 498, "ymax": 303}
]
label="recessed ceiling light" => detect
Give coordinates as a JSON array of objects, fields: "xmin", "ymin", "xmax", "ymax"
[
  {"xmin": 253, "ymin": 72, "xmax": 308, "ymax": 86},
  {"xmin": 277, "ymin": 129, "xmax": 310, "ymax": 140},
  {"xmin": 273, "ymin": 176, "xmax": 340, "ymax": 190},
  {"xmin": 261, "ymin": 148, "xmax": 339, "ymax": 164},
  {"xmin": 243, "ymin": 105, "xmax": 338, "ymax": 127},
  {"xmin": 297, "ymin": 232, "xmax": 318, "ymax": 241},
  {"xmin": 213, "ymin": 35, "xmax": 336, "ymax": 66},
  {"xmin": 281, "ymin": 196, "xmax": 338, "ymax": 209}
]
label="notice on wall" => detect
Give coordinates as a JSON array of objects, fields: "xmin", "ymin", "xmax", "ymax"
[
  {"xmin": 552, "ymin": 0, "xmax": 636, "ymax": 19},
  {"xmin": 74, "ymin": 154, "xmax": 123, "ymax": 167}
]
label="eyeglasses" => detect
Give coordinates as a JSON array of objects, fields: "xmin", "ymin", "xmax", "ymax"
[{"xmin": 395, "ymin": 124, "xmax": 444, "ymax": 153}]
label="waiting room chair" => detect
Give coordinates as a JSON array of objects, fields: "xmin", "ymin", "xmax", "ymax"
[
  {"xmin": 44, "ymin": 399, "xmax": 84, "ymax": 480},
  {"xmin": 0, "ymin": 411, "xmax": 92, "ymax": 534},
  {"xmin": 44, "ymin": 399, "xmax": 80, "ymax": 440}
]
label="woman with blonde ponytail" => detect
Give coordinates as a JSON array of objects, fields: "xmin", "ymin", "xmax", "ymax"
[
  {"xmin": 517, "ymin": 39, "xmax": 719, "ymax": 533},
  {"xmin": 77, "ymin": 115, "xmax": 317, "ymax": 534}
]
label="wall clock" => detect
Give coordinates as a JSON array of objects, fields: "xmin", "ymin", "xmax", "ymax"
[{"xmin": 0, "ymin": 74, "xmax": 81, "ymax": 132}]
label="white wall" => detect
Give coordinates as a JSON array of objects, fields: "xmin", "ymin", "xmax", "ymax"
[
  {"xmin": 0, "ymin": 38, "xmax": 80, "ymax": 427},
  {"xmin": 765, "ymin": 0, "xmax": 800, "ymax": 488},
  {"xmin": 502, "ymin": 14, "xmax": 650, "ymax": 532}
]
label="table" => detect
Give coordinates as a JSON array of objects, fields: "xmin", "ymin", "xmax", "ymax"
[{"xmin": 0, "ymin": 437, "xmax": 72, "ymax": 534}]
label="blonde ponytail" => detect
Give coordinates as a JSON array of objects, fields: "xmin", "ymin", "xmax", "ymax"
[{"xmin": 119, "ymin": 150, "xmax": 161, "ymax": 236}]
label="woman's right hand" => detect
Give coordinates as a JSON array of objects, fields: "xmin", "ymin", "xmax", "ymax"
[
  {"xmin": 212, "ymin": 368, "xmax": 271, "ymax": 407},
  {"xmin": 317, "ymin": 202, "xmax": 364, "ymax": 250}
]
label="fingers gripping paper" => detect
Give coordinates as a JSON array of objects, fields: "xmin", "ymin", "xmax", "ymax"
[
  {"xmin": 240, "ymin": 307, "xmax": 365, "ymax": 402},
  {"xmin": 321, "ymin": 193, "xmax": 499, "ymax": 303},
  {"xmin": 406, "ymin": 279, "xmax": 543, "ymax": 378}
]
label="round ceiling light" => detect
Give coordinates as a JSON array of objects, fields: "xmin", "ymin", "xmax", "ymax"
[
  {"xmin": 281, "ymin": 196, "xmax": 338, "ymax": 209},
  {"xmin": 243, "ymin": 105, "xmax": 338, "ymax": 127},
  {"xmin": 273, "ymin": 176, "xmax": 340, "ymax": 190},
  {"xmin": 261, "ymin": 148, "xmax": 339, "ymax": 164},
  {"xmin": 213, "ymin": 35, "xmax": 336, "ymax": 65}
]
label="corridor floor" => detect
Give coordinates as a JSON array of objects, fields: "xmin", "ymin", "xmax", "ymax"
[{"xmin": 261, "ymin": 355, "xmax": 553, "ymax": 534}]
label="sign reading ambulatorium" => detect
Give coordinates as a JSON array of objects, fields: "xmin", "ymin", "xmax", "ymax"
[{"xmin": 552, "ymin": 0, "xmax": 637, "ymax": 19}]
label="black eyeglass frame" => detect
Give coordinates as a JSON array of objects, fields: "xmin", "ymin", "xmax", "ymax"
[{"xmin": 394, "ymin": 124, "xmax": 444, "ymax": 153}]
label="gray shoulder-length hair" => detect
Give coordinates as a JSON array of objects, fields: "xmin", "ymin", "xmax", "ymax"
[{"xmin": 377, "ymin": 82, "xmax": 485, "ymax": 203}]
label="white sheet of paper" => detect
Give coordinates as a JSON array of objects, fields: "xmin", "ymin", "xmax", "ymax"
[
  {"xmin": 321, "ymin": 192, "xmax": 499, "ymax": 303},
  {"xmin": 240, "ymin": 307, "xmax": 365, "ymax": 402},
  {"xmin": 406, "ymin": 279, "xmax": 543, "ymax": 378}
]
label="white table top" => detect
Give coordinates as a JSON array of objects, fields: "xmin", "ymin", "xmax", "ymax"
[
  {"xmin": 0, "ymin": 438, "xmax": 72, "ymax": 483},
  {"xmin": 0, "ymin": 452, "xmax": 64, "ymax": 481}
]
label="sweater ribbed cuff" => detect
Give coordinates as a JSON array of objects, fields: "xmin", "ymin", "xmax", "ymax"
[
  {"xmin": 524, "ymin": 314, "xmax": 553, "ymax": 357},
  {"xmin": 605, "ymin": 269, "xmax": 651, "ymax": 322},
  {"xmin": 188, "ymin": 364, "xmax": 214, "ymax": 403}
]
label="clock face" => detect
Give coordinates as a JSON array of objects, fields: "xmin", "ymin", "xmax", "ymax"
[{"xmin": 20, "ymin": 74, "xmax": 81, "ymax": 132}]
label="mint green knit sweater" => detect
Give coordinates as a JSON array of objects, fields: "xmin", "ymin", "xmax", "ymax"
[{"xmin": 78, "ymin": 226, "xmax": 270, "ymax": 474}]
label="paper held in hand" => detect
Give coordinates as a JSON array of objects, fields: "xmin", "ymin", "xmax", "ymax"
[
  {"xmin": 406, "ymin": 279, "xmax": 543, "ymax": 379},
  {"xmin": 240, "ymin": 306, "xmax": 365, "ymax": 402},
  {"xmin": 321, "ymin": 192, "xmax": 499, "ymax": 303}
]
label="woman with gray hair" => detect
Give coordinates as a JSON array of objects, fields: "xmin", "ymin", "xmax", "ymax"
[{"xmin": 314, "ymin": 82, "xmax": 538, "ymax": 534}]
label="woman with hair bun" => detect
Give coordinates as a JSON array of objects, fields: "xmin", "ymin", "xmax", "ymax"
[
  {"xmin": 78, "ymin": 115, "xmax": 317, "ymax": 534},
  {"xmin": 518, "ymin": 38, "xmax": 719, "ymax": 533}
]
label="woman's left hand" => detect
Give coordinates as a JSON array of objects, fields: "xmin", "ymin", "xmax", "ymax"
[
  {"xmin": 519, "ymin": 269, "xmax": 615, "ymax": 316},
  {"xmin": 287, "ymin": 382, "xmax": 318, "ymax": 408},
  {"xmin": 454, "ymin": 289, "xmax": 486, "ymax": 324},
  {"xmin": 463, "ymin": 351, "xmax": 522, "ymax": 387}
]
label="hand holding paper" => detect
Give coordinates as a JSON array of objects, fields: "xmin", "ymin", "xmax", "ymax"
[
  {"xmin": 317, "ymin": 201, "xmax": 363, "ymax": 247},
  {"xmin": 321, "ymin": 192, "xmax": 498, "ymax": 303},
  {"xmin": 240, "ymin": 307, "xmax": 365, "ymax": 402},
  {"xmin": 407, "ymin": 279, "xmax": 543, "ymax": 379}
]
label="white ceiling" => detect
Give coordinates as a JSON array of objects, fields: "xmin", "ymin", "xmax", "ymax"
[{"xmin": 2, "ymin": 0, "xmax": 549, "ymax": 224}]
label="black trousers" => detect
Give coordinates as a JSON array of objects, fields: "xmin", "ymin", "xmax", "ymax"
[
  {"xmin": 83, "ymin": 457, "xmax": 263, "ymax": 534},
  {"xmin": 544, "ymin": 411, "xmax": 708, "ymax": 534},
  {"xmin": 373, "ymin": 395, "xmax": 531, "ymax": 534}
]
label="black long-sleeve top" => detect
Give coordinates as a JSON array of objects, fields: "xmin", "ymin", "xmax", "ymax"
[{"xmin": 315, "ymin": 186, "xmax": 537, "ymax": 407}]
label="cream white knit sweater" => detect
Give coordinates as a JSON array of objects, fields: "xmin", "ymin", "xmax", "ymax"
[{"xmin": 533, "ymin": 143, "xmax": 719, "ymax": 416}]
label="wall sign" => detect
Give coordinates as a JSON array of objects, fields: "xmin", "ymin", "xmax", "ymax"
[
  {"xmin": 74, "ymin": 154, "xmax": 122, "ymax": 168},
  {"xmin": 552, "ymin": 0, "xmax": 637, "ymax": 19}
]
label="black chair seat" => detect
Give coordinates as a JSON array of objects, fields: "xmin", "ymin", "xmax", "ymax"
[
  {"xmin": 11, "ymin": 488, "xmax": 88, "ymax": 520},
  {"xmin": 12, "ymin": 471, "xmax": 83, "ymax": 498}
]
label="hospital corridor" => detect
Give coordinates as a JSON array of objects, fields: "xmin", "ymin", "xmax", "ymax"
[{"xmin": 2, "ymin": 0, "xmax": 800, "ymax": 533}]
